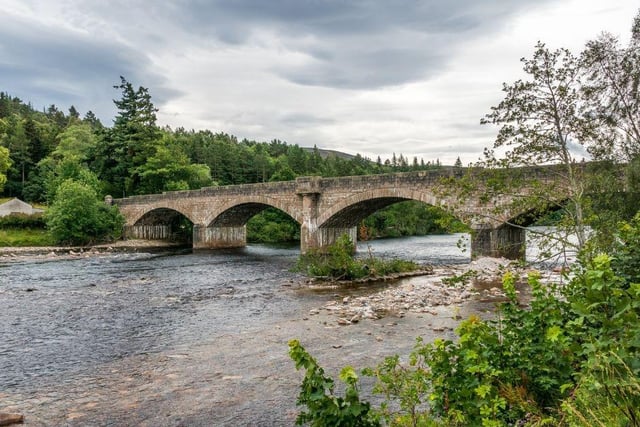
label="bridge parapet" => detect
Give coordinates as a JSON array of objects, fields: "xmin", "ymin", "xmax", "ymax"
[{"xmin": 114, "ymin": 181, "xmax": 299, "ymax": 206}]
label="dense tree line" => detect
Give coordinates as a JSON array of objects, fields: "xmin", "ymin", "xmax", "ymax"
[
  {"xmin": 0, "ymin": 78, "xmax": 454, "ymax": 244},
  {"xmin": 0, "ymin": 81, "xmax": 444, "ymax": 203}
]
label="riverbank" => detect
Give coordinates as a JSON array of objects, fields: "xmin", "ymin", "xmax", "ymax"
[{"xmin": 0, "ymin": 239, "xmax": 184, "ymax": 262}]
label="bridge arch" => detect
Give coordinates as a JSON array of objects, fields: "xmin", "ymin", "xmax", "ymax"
[
  {"xmin": 316, "ymin": 188, "xmax": 454, "ymax": 229},
  {"xmin": 203, "ymin": 196, "xmax": 302, "ymax": 227},
  {"xmin": 299, "ymin": 188, "xmax": 467, "ymax": 253},
  {"xmin": 193, "ymin": 195, "xmax": 302, "ymax": 249},
  {"xmin": 127, "ymin": 206, "xmax": 195, "ymax": 242}
]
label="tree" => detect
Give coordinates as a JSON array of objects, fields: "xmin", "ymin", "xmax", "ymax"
[
  {"xmin": 0, "ymin": 146, "xmax": 11, "ymax": 192},
  {"xmin": 94, "ymin": 76, "xmax": 160, "ymax": 196},
  {"xmin": 68, "ymin": 105, "xmax": 80, "ymax": 121},
  {"xmin": 481, "ymin": 42, "xmax": 592, "ymax": 250},
  {"xmin": 1, "ymin": 113, "xmax": 29, "ymax": 196},
  {"xmin": 135, "ymin": 133, "xmax": 212, "ymax": 193},
  {"xmin": 53, "ymin": 123, "xmax": 97, "ymax": 162},
  {"xmin": 45, "ymin": 179, "xmax": 123, "ymax": 245},
  {"xmin": 581, "ymin": 11, "xmax": 640, "ymax": 161},
  {"xmin": 43, "ymin": 157, "xmax": 103, "ymax": 203},
  {"xmin": 83, "ymin": 110, "xmax": 103, "ymax": 130}
]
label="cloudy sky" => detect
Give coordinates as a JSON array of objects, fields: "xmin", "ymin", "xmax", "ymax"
[{"xmin": 1, "ymin": 1, "xmax": 637, "ymax": 164}]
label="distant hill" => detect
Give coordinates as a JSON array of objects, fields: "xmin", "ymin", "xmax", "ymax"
[{"xmin": 300, "ymin": 147, "xmax": 359, "ymax": 160}]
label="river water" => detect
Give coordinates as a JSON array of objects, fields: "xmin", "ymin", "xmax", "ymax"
[{"xmin": 0, "ymin": 233, "xmax": 548, "ymax": 426}]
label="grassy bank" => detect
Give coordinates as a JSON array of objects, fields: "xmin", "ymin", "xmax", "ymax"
[{"xmin": 0, "ymin": 228, "xmax": 55, "ymax": 247}]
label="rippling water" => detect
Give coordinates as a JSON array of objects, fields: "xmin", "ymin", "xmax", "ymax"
[
  {"xmin": 1, "ymin": 247, "xmax": 299, "ymax": 390},
  {"xmin": 0, "ymin": 232, "xmax": 558, "ymax": 425}
]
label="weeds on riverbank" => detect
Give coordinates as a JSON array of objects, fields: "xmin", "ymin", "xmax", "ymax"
[
  {"xmin": 0, "ymin": 213, "xmax": 54, "ymax": 246},
  {"xmin": 289, "ymin": 216, "xmax": 640, "ymax": 426},
  {"xmin": 294, "ymin": 234, "xmax": 420, "ymax": 280},
  {"xmin": 0, "ymin": 228, "xmax": 55, "ymax": 246}
]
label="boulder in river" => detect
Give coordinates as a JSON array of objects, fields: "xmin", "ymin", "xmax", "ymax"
[{"xmin": 0, "ymin": 413, "xmax": 24, "ymax": 426}]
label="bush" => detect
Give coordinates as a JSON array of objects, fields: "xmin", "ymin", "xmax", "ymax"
[
  {"xmin": 0, "ymin": 213, "xmax": 46, "ymax": 229},
  {"xmin": 289, "ymin": 339, "xmax": 380, "ymax": 427},
  {"xmin": 296, "ymin": 234, "xmax": 420, "ymax": 280},
  {"xmin": 45, "ymin": 179, "xmax": 124, "ymax": 245},
  {"xmin": 611, "ymin": 212, "xmax": 640, "ymax": 285}
]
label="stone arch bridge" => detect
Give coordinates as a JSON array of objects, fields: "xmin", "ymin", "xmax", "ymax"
[{"xmin": 111, "ymin": 167, "xmax": 565, "ymax": 259}]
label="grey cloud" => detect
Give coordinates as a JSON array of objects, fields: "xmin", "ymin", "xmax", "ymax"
[
  {"xmin": 169, "ymin": 0, "xmax": 556, "ymax": 89},
  {"xmin": 279, "ymin": 45, "xmax": 446, "ymax": 89},
  {"xmin": 1, "ymin": 0, "xmax": 559, "ymax": 132},
  {"xmin": 278, "ymin": 112, "xmax": 335, "ymax": 126},
  {"xmin": 0, "ymin": 13, "xmax": 179, "ymax": 123}
]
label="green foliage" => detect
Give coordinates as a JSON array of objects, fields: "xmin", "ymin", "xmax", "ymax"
[
  {"xmin": 288, "ymin": 339, "xmax": 380, "ymax": 427},
  {"xmin": 362, "ymin": 345, "xmax": 434, "ymax": 427},
  {"xmin": 0, "ymin": 212, "xmax": 52, "ymax": 246},
  {"xmin": 0, "ymin": 145, "xmax": 10, "ymax": 192},
  {"xmin": 296, "ymin": 234, "xmax": 363, "ymax": 280},
  {"xmin": 581, "ymin": 15, "xmax": 640, "ymax": 161},
  {"xmin": 296, "ymin": 234, "xmax": 420, "ymax": 280},
  {"xmin": 562, "ymin": 253, "xmax": 640, "ymax": 426},
  {"xmin": 135, "ymin": 134, "xmax": 212, "ymax": 194},
  {"xmin": 0, "ymin": 212, "xmax": 46, "ymax": 228},
  {"xmin": 93, "ymin": 76, "xmax": 161, "ymax": 196},
  {"xmin": 0, "ymin": 227, "xmax": 55, "ymax": 247},
  {"xmin": 53, "ymin": 122, "xmax": 97, "ymax": 161},
  {"xmin": 246, "ymin": 207, "xmax": 300, "ymax": 243},
  {"xmin": 45, "ymin": 179, "xmax": 124, "ymax": 245},
  {"xmin": 43, "ymin": 156, "xmax": 103, "ymax": 203},
  {"xmin": 362, "ymin": 201, "xmax": 468, "ymax": 239},
  {"xmin": 290, "ymin": 216, "xmax": 640, "ymax": 425},
  {"xmin": 562, "ymin": 352, "xmax": 640, "ymax": 427},
  {"xmin": 414, "ymin": 271, "xmax": 572, "ymax": 426},
  {"xmin": 480, "ymin": 42, "xmax": 591, "ymax": 252},
  {"xmin": 610, "ymin": 212, "xmax": 640, "ymax": 284}
]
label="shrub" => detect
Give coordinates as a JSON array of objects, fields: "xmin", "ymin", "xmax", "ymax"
[
  {"xmin": 610, "ymin": 212, "xmax": 640, "ymax": 284},
  {"xmin": 295, "ymin": 234, "xmax": 420, "ymax": 280},
  {"xmin": 289, "ymin": 339, "xmax": 380, "ymax": 426},
  {"xmin": 0, "ymin": 213, "xmax": 46, "ymax": 229},
  {"xmin": 45, "ymin": 179, "xmax": 124, "ymax": 245}
]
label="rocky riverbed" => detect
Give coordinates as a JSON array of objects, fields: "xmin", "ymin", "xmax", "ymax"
[{"xmin": 302, "ymin": 256, "xmax": 566, "ymax": 328}]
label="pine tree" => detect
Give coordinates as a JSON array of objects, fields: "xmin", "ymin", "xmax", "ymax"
[{"xmin": 94, "ymin": 76, "xmax": 160, "ymax": 196}]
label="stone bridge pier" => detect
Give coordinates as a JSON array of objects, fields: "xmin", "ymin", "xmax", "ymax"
[
  {"xmin": 296, "ymin": 177, "xmax": 358, "ymax": 253},
  {"xmin": 192, "ymin": 225, "xmax": 246, "ymax": 249},
  {"xmin": 470, "ymin": 222, "xmax": 526, "ymax": 260}
]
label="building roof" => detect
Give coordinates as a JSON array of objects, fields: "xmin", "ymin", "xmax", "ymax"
[{"xmin": 0, "ymin": 198, "xmax": 44, "ymax": 217}]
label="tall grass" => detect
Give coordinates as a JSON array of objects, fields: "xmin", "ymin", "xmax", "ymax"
[{"xmin": 0, "ymin": 228, "xmax": 55, "ymax": 247}]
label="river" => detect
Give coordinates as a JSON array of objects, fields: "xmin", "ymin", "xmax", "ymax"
[{"xmin": 0, "ymin": 232, "xmax": 553, "ymax": 426}]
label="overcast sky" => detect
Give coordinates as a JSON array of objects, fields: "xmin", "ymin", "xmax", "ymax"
[{"xmin": 1, "ymin": 1, "xmax": 637, "ymax": 164}]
